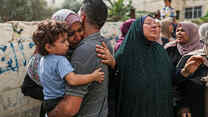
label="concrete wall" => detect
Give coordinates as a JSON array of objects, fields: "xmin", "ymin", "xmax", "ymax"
[
  {"xmin": 0, "ymin": 21, "xmax": 121, "ymax": 117},
  {"xmin": 0, "ymin": 22, "xmax": 41, "ymax": 117}
]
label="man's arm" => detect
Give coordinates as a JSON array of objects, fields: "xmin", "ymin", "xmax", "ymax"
[{"xmin": 48, "ymin": 95, "xmax": 83, "ymax": 117}]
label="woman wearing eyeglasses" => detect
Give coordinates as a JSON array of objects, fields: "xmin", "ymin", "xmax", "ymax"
[{"xmin": 96, "ymin": 16, "xmax": 204, "ymax": 117}]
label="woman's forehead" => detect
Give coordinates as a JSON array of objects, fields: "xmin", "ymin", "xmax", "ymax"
[
  {"xmin": 144, "ymin": 17, "xmax": 154, "ymax": 22},
  {"xmin": 177, "ymin": 24, "xmax": 183, "ymax": 29}
]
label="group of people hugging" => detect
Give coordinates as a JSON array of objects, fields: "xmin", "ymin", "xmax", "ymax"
[{"xmin": 21, "ymin": 0, "xmax": 208, "ymax": 117}]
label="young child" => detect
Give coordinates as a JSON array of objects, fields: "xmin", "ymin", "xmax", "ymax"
[{"xmin": 33, "ymin": 20, "xmax": 104, "ymax": 115}]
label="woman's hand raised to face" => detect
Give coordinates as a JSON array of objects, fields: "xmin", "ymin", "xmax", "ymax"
[
  {"xmin": 181, "ymin": 55, "xmax": 205, "ymax": 77},
  {"xmin": 96, "ymin": 42, "xmax": 116, "ymax": 69}
]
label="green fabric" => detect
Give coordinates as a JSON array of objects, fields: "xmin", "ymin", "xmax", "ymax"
[{"xmin": 115, "ymin": 16, "xmax": 174, "ymax": 117}]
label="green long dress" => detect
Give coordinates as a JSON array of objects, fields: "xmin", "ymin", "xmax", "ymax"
[{"xmin": 115, "ymin": 16, "xmax": 174, "ymax": 117}]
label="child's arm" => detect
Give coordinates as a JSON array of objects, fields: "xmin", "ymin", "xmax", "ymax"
[{"xmin": 65, "ymin": 68, "xmax": 104, "ymax": 86}]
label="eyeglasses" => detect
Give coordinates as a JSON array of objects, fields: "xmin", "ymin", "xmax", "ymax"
[
  {"xmin": 68, "ymin": 28, "xmax": 83, "ymax": 37},
  {"xmin": 144, "ymin": 21, "xmax": 157, "ymax": 26}
]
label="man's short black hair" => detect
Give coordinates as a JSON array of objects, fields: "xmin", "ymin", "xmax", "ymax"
[
  {"xmin": 81, "ymin": 0, "xmax": 108, "ymax": 29},
  {"xmin": 164, "ymin": 0, "xmax": 171, "ymax": 2}
]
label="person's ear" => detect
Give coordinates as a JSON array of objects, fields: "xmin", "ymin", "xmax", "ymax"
[
  {"xmin": 80, "ymin": 12, "xmax": 87, "ymax": 28},
  {"xmin": 45, "ymin": 43, "xmax": 53, "ymax": 53},
  {"xmin": 205, "ymin": 31, "xmax": 208, "ymax": 38},
  {"xmin": 81, "ymin": 12, "xmax": 86, "ymax": 23}
]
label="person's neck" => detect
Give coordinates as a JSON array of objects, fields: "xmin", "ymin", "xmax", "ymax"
[
  {"xmin": 161, "ymin": 33, "xmax": 171, "ymax": 39},
  {"xmin": 165, "ymin": 3, "xmax": 171, "ymax": 7},
  {"xmin": 84, "ymin": 24, "xmax": 100, "ymax": 37}
]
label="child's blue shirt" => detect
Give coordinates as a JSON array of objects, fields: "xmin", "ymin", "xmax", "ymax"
[{"xmin": 38, "ymin": 54, "xmax": 74, "ymax": 100}]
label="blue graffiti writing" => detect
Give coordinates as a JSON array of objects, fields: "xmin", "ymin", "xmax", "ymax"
[
  {"xmin": 29, "ymin": 42, "xmax": 35, "ymax": 49},
  {"xmin": 0, "ymin": 45, "xmax": 7, "ymax": 52},
  {"xmin": 0, "ymin": 43, "xmax": 19, "ymax": 74},
  {"xmin": 0, "ymin": 41, "xmax": 35, "ymax": 75},
  {"xmin": 1, "ymin": 57, "xmax": 5, "ymax": 62},
  {"xmin": 0, "ymin": 22, "xmax": 119, "ymax": 75},
  {"xmin": 0, "ymin": 24, "xmax": 36, "ymax": 75},
  {"xmin": 18, "ymin": 40, "xmax": 27, "ymax": 66}
]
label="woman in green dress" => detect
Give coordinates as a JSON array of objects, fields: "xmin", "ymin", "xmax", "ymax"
[
  {"xmin": 96, "ymin": 16, "xmax": 203, "ymax": 117},
  {"xmin": 115, "ymin": 15, "xmax": 174, "ymax": 117}
]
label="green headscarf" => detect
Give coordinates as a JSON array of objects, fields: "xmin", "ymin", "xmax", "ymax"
[{"xmin": 115, "ymin": 16, "xmax": 173, "ymax": 117}]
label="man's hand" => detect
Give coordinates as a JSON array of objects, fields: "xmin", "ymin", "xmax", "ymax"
[
  {"xmin": 96, "ymin": 42, "xmax": 116, "ymax": 69},
  {"xmin": 181, "ymin": 55, "xmax": 204, "ymax": 77}
]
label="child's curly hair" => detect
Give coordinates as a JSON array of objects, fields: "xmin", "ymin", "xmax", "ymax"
[{"xmin": 33, "ymin": 20, "xmax": 69, "ymax": 56}]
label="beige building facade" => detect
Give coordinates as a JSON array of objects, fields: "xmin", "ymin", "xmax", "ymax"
[
  {"xmin": 45, "ymin": 0, "xmax": 65, "ymax": 8},
  {"xmin": 132, "ymin": 0, "xmax": 208, "ymax": 20}
]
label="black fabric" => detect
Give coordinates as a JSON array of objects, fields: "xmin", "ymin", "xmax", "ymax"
[
  {"xmin": 161, "ymin": 37, "xmax": 169, "ymax": 46},
  {"xmin": 165, "ymin": 45, "xmax": 188, "ymax": 117},
  {"xmin": 165, "ymin": 45, "xmax": 186, "ymax": 117},
  {"xmin": 172, "ymin": 23, "xmax": 177, "ymax": 38},
  {"xmin": 40, "ymin": 103, "xmax": 45, "ymax": 117},
  {"xmin": 66, "ymin": 47, "xmax": 76, "ymax": 61},
  {"xmin": 166, "ymin": 46, "xmax": 182, "ymax": 67},
  {"xmin": 21, "ymin": 73, "xmax": 44, "ymax": 101},
  {"xmin": 108, "ymin": 66, "xmax": 120, "ymax": 117},
  {"xmin": 115, "ymin": 16, "xmax": 174, "ymax": 117},
  {"xmin": 40, "ymin": 97, "xmax": 64, "ymax": 117},
  {"xmin": 176, "ymin": 55, "xmax": 207, "ymax": 117}
]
